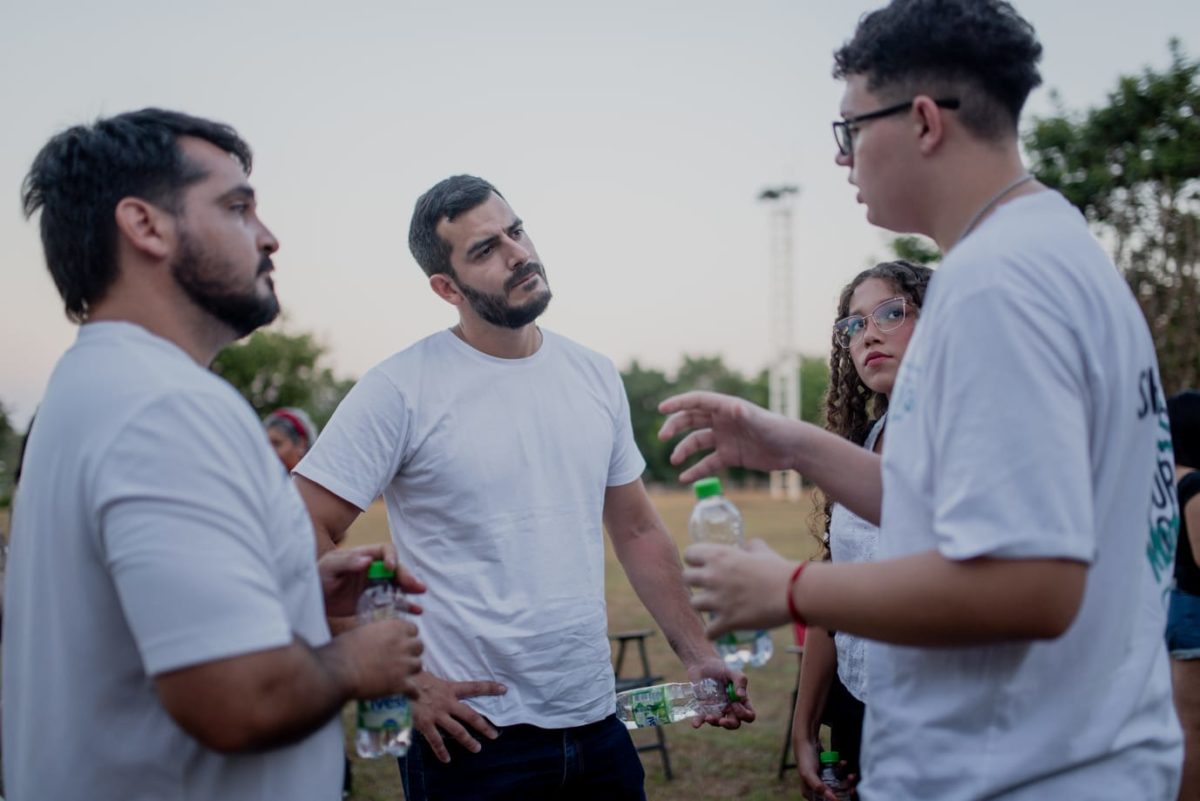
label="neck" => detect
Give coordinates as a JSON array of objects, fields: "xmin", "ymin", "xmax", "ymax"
[
  {"xmin": 926, "ymin": 144, "xmax": 1038, "ymax": 253},
  {"xmin": 88, "ymin": 268, "xmax": 235, "ymax": 366},
  {"xmin": 452, "ymin": 317, "xmax": 543, "ymax": 359}
]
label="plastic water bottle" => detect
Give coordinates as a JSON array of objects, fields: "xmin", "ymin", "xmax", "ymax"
[
  {"xmin": 817, "ymin": 750, "xmax": 851, "ymax": 800},
  {"xmin": 615, "ymin": 679, "xmax": 736, "ymax": 729},
  {"xmin": 689, "ymin": 477, "xmax": 774, "ymax": 668},
  {"xmin": 354, "ymin": 560, "xmax": 413, "ymax": 758}
]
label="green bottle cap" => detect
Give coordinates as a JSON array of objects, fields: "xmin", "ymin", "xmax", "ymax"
[
  {"xmin": 725, "ymin": 682, "xmax": 739, "ymax": 703},
  {"xmin": 367, "ymin": 560, "xmax": 395, "ymax": 580},
  {"xmin": 692, "ymin": 477, "xmax": 724, "ymax": 499},
  {"xmin": 819, "ymin": 750, "xmax": 840, "ymax": 765}
]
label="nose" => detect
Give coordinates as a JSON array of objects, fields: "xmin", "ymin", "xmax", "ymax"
[
  {"xmin": 505, "ymin": 236, "xmax": 532, "ymax": 269},
  {"xmin": 258, "ymin": 221, "xmax": 280, "ymax": 255},
  {"xmin": 862, "ymin": 316, "xmax": 885, "ymax": 346},
  {"xmin": 835, "ymin": 149, "xmax": 853, "ymax": 168}
]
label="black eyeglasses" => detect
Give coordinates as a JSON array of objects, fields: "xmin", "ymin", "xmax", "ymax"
[
  {"xmin": 833, "ymin": 98, "xmax": 960, "ymax": 156},
  {"xmin": 833, "ymin": 297, "xmax": 914, "ymax": 349}
]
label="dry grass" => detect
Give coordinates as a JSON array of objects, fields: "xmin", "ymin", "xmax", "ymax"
[{"xmin": 340, "ymin": 488, "xmax": 826, "ymax": 801}]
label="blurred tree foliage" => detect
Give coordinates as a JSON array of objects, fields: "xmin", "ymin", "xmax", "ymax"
[
  {"xmin": 1025, "ymin": 40, "xmax": 1200, "ymax": 393},
  {"xmin": 622, "ymin": 354, "xmax": 829, "ymax": 486},
  {"xmin": 211, "ymin": 327, "xmax": 354, "ymax": 431}
]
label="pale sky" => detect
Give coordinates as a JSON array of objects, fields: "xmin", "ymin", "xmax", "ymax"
[{"xmin": 2, "ymin": 1, "xmax": 1195, "ymax": 427}]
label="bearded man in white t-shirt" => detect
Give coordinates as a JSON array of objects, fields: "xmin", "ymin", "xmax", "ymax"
[
  {"xmin": 295, "ymin": 174, "xmax": 755, "ymax": 800},
  {"xmin": 3, "ymin": 109, "xmax": 424, "ymax": 801},
  {"xmin": 660, "ymin": 1, "xmax": 1183, "ymax": 798}
]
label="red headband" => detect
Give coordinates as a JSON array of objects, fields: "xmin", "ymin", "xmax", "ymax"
[{"xmin": 271, "ymin": 410, "xmax": 310, "ymax": 446}]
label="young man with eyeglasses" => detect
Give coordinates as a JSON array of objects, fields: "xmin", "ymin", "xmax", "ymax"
[{"xmin": 659, "ymin": 1, "xmax": 1182, "ymax": 798}]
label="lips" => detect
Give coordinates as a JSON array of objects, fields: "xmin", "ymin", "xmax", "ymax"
[{"xmin": 865, "ymin": 352, "xmax": 890, "ymax": 366}]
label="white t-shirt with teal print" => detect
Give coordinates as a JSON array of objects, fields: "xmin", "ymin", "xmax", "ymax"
[{"xmin": 861, "ymin": 190, "xmax": 1182, "ymax": 800}]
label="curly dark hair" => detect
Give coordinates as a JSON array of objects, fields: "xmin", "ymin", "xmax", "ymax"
[
  {"xmin": 833, "ymin": 0, "xmax": 1043, "ymax": 139},
  {"xmin": 815, "ymin": 260, "xmax": 935, "ymax": 541},
  {"xmin": 21, "ymin": 108, "xmax": 252, "ymax": 323}
]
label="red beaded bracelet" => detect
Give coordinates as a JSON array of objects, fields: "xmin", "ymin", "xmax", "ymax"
[{"xmin": 787, "ymin": 562, "xmax": 808, "ymax": 625}]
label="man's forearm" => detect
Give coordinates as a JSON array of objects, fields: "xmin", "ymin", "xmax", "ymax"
[
  {"xmin": 615, "ymin": 527, "xmax": 717, "ymax": 665},
  {"xmin": 157, "ymin": 636, "xmax": 359, "ymax": 754}
]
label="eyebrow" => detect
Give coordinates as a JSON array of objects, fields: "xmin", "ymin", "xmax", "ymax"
[
  {"xmin": 215, "ymin": 185, "xmax": 256, "ymax": 204},
  {"xmin": 465, "ymin": 218, "xmax": 523, "ymax": 259}
]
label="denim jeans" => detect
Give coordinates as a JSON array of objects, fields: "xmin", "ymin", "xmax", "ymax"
[{"xmin": 399, "ymin": 714, "xmax": 646, "ymax": 801}]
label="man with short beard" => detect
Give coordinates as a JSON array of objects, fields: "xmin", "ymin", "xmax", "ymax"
[
  {"xmin": 3, "ymin": 109, "xmax": 424, "ymax": 801},
  {"xmin": 295, "ymin": 175, "xmax": 754, "ymax": 800}
]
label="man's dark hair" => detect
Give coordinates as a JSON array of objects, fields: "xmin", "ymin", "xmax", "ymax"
[
  {"xmin": 1169, "ymin": 390, "xmax": 1200, "ymax": 469},
  {"xmin": 833, "ymin": 0, "xmax": 1043, "ymax": 139},
  {"xmin": 408, "ymin": 175, "xmax": 503, "ymax": 278},
  {"xmin": 21, "ymin": 108, "xmax": 252, "ymax": 322}
]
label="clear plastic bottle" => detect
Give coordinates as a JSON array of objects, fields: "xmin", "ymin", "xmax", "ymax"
[
  {"xmin": 615, "ymin": 678, "xmax": 736, "ymax": 729},
  {"xmin": 817, "ymin": 750, "xmax": 851, "ymax": 801},
  {"xmin": 688, "ymin": 477, "xmax": 774, "ymax": 668},
  {"xmin": 354, "ymin": 560, "xmax": 413, "ymax": 759}
]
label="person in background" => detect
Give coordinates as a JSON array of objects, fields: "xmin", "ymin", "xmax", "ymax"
[
  {"xmin": 794, "ymin": 260, "xmax": 931, "ymax": 799},
  {"xmin": 265, "ymin": 406, "xmax": 319, "ymax": 471},
  {"xmin": 1167, "ymin": 389, "xmax": 1200, "ymax": 801}
]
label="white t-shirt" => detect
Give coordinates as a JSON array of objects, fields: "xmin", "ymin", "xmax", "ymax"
[
  {"xmin": 1, "ymin": 322, "xmax": 341, "ymax": 801},
  {"xmin": 828, "ymin": 415, "xmax": 885, "ymax": 703},
  {"xmin": 297, "ymin": 328, "xmax": 645, "ymax": 729},
  {"xmin": 861, "ymin": 191, "xmax": 1182, "ymax": 799}
]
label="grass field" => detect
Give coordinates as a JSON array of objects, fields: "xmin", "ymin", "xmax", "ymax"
[{"xmin": 339, "ymin": 488, "xmax": 826, "ymax": 801}]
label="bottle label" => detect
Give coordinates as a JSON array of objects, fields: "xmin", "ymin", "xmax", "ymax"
[
  {"xmin": 357, "ymin": 696, "xmax": 411, "ymax": 732},
  {"xmin": 627, "ymin": 686, "xmax": 669, "ymax": 728}
]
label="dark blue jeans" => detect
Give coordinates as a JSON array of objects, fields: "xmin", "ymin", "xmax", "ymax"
[{"xmin": 399, "ymin": 714, "xmax": 646, "ymax": 801}]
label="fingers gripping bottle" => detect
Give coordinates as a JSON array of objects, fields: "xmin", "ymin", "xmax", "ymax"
[
  {"xmin": 615, "ymin": 679, "xmax": 737, "ymax": 729},
  {"xmin": 817, "ymin": 750, "xmax": 852, "ymax": 800},
  {"xmin": 354, "ymin": 560, "xmax": 413, "ymax": 758},
  {"xmin": 689, "ymin": 477, "xmax": 774, "ymax": 668}
]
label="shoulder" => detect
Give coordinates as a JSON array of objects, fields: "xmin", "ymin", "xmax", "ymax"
[
  {"xmin": 1181, "ymin": 471, "xmax": 1200, "ymax": 504},
  {"xmin": 542, "ymin": 329, "xmax": 620, "ymax": 378}
]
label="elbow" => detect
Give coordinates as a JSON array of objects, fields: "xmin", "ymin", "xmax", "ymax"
[
  {"xmin": 1024, "ymin": 567, "xmax": 1087, "ymax": 640},
  {"xmin": 175, "ymin": 707, "xmax": 280, "ymax": 754}
]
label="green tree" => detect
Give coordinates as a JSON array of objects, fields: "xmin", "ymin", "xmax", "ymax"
[
  {"xmin": 620, "ymin": 360, "xmax": 675, "ymax": 485},
  {"xmin": 211, "ymin": 328, "xmax": 355, "ymax": 430},
  {"xmin": 0, "ymin": 401, "xmax": 17, "ymax": 507},
  {"xmin": 621, "ymin": 354, "xmax": 829, "ymax": 486},
  {"xmin": 1024, "ymin": 40, "xmax": 1200, "ymax": 393},
  {"xmin": 890, "ymin": 235, "xmax": 942, "ymax": 266}
]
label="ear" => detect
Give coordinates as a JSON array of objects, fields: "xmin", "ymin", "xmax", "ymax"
[
  {"xmin": 429, "ymin": 273, "xmax": 465, "ymax": 306},
  {"xmin": 911, "ymin": 95, "xmax": 947, "ymax": 156},
  {"xmin": 114, "ymin": 197, "xmax": 174, "ymax": 260}
]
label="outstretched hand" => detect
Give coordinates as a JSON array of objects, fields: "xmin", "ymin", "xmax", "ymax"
[
  {"xmin": 657, "ymin": 391, "xmax": 803, "ymax": 484},
  {"xmin": 683, "ymin": 540, "xmax": 797, "ymax": 637}
]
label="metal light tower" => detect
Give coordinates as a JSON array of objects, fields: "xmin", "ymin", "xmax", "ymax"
[{"xmin": 758, "ymin": 185, "xmax": 802, "ymax": 501}]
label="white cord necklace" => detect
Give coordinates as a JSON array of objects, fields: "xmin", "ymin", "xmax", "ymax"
[{"xmin": 956, "ymin": 173, "xmax": 1035, "ymax": 246}]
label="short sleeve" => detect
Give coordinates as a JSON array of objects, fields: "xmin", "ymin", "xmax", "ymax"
[
  {"xmin": 94, "ymin": 393, "xmax": 294, "ymax": 676},
  {"xmin": 928, "ymin": 286, "xmax": 1095, "ymax": 562},
  {"xmin": 605, "ymin": 360, "xmax": 647, "ymax": 487},
  {"xmin": 295, "ymin": 368, "xmax": 412, "ymax": 510}
]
